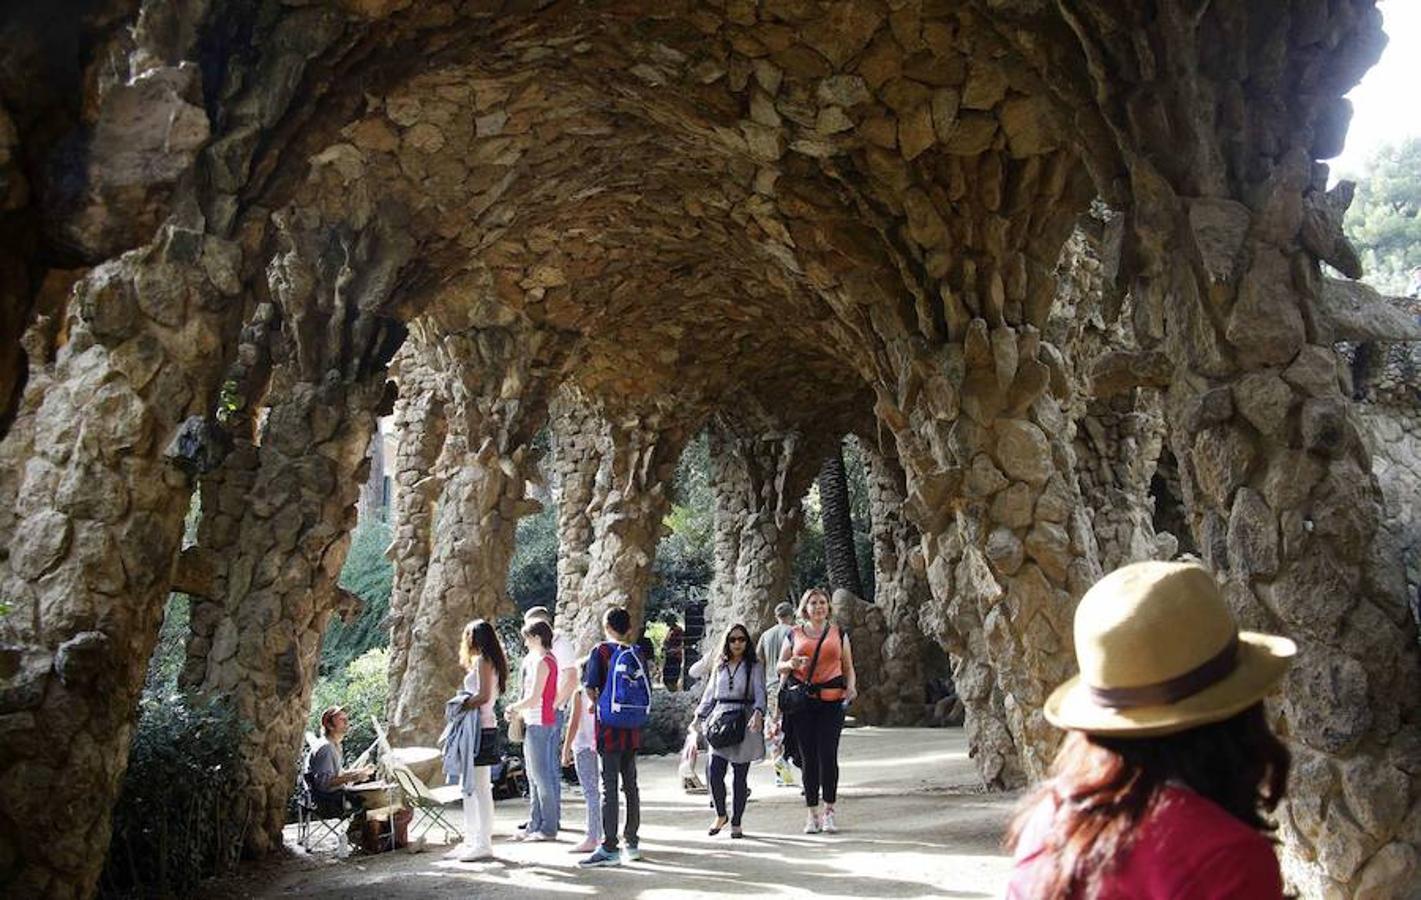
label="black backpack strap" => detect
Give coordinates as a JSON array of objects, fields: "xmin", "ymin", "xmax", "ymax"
[{"xmin": 803, "ymin": 625, "xmax": 832, "ymax": 690}]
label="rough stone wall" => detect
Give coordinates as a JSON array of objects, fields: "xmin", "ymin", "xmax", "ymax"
[
  {"xmin": 174, "ymin": 207, "xmax": 409, "ymax": 855},
  {"xmin": 1018, "ymin": 6, "xmax": 1421, "ymax": 894},
  {"xmin": 549, "ymin": 387, "xmax": 602, "ymax": 633},
  {"xmin": 1047, "ymin": 213, "xmax": 1177, "ymax": 570},
  {"xmin": 564, "ymin": 409, "xmax": 688, "ymax": 649},
  {"xmin": 0, "ymin": 4, "xmax": 398, "ymax": 890},
  {"xmin": 1359, "ymin": 404, "xmax": 1421, "ymax": 605},
  {"xmin": 703, "ymin": 415, "xmax": 823, "ymax": 647},
  {"xmin": 1, "ymin": 2, "xmax": 1418, "ymax": 896},
  {"xmin": 855, "ymin": 436, "xmax": 934, "ymax": 726},
  {"xmin": 387, "ymin": 320, "xmax": 557, "ymax": 745},
  {"xmin": 1348, "ymin": 307, "xmax": 1421, "ymax": 602},
  {"xmin": 383, "ymin": 343, "xmax": 446, "ymax": 724},
  {"xmin": 0, "ymin": 225, "xmax": 242, "ymax": 898}
]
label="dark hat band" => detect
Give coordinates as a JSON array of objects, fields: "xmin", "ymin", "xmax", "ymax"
[{"xmin": 1088, "ymin": 634, "xmax": 1240, "ymax": 710}]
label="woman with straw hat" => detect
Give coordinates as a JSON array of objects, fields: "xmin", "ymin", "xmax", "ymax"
[{"xmin": 1005, "ymin": 561, "xmax": 1296, "ymax": 898}]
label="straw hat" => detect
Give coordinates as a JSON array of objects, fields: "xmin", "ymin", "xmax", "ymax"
[{"xmin": 1044, "ymin": 561, "xmax": 1296, "ymax": 737}]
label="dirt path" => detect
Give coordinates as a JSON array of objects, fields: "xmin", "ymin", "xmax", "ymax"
[{"xmin": 204, "ymin": 727, "xmax": 1018, "ymax": 899}]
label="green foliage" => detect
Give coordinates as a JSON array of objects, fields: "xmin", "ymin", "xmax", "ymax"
[
  {"xmin": 508, "ymin": 502, "xmax": 559, "ymax": 612},
  {"xmin": 308, "ymin": 646, "xmax": 389, "ymax": 764},
  {"xmin": 320, "ymin": 515, "xmax": 394, "ymax": 675},
  {"xmin": 1345, "ymin": 137, "xmax": 1421, "ymax": 296},
  {"xmin": 649, "ymin": 432, "xmax": 714, "ymax": 619},
  {"xmin": 145, "ymin": 594, "xmax": 192, "ymax": 696},
  {"xmin": 99, "ymin": 696, "xmax": 248, "ymax": 899}
]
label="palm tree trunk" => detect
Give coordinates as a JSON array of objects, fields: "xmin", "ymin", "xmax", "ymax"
[{"xmin": 818, "ymin": 442, "xmax": 865, "ymax": 600}]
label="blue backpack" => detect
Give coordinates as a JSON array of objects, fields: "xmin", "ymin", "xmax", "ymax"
[{"xmin": 597, "ymin": 643, "xmax": 651, "ymax": 730}]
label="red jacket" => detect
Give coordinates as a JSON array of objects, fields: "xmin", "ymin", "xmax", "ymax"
[{"xmin": 1007, "ymin": 786, "xmax": 1284, "ymax": 899}]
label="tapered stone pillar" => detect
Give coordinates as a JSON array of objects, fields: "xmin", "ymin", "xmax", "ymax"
[
  {"xmin": 175, "ymin": 210, "xmax": 409, "ymax": 854},
  {"xmin": 386, "ymin": 322, "xmax": 555, "ymax": 745},
  {"xmin": 853, "ymin": 437, "xmax": 935, "ymax": 725},
  {"xmin": 564, "ymin": 409, "xmax": 688, "ymax": 649},
  {"xmin": 704, "ymin": 419, "xmax": 822, "ymax": 644},
  {"xmin": 549, "ymin": 387, "xmax": 602, "ymax": 631},
  {"xmin": 0, "ymin": 224, "xmax": 244, "ymax": 897}
]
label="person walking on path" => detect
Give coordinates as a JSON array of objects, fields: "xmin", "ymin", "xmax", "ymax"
[
  {"xmin": 662, "ymin": 612, "xmax": 686, "ymax": 691},
  {"xmin": 694, "ymin": 623, "xmax": 766, "ymax": 838},
  {"xmin": 445, "ymin": 620, "xmax": 507, "ymax": 861},
  {"xmin": 580, "ymin": 607, "xmax": 651, "ymax": 867},
  {"xmin": 1005, "ymin": 561, "xmax": 1296, "ymax": 899},
  {"xmin": 560, "ymin": 665, "xmax": 602, "ymax": 854},
  {"xmin": 756, "ymin": 601, "xmax": 797, "ymax": 787},
  {"xmin": 510, "ymin": 619, "xmax": 560, "ymax": 842},
  {"xmin": 777, "ymin": 587, "xmax": 856, "ymax": 835}
]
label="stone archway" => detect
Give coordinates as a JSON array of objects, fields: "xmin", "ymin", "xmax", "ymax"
[{"xmin": 0, "ymin": 3, "xmax": 1417, "ymax": 897}]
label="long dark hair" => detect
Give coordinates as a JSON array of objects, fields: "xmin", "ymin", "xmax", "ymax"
[
  {"xmin": 717, "ymin": 623, "xmax": 757, "ymax": 669},
  {"xmin": 459, "ymin": 619, "xmax": 508, "ymax": 693},
  {"xmin": 1005, "ymin": 703, "xmax": 1290, "ymax": 897}
]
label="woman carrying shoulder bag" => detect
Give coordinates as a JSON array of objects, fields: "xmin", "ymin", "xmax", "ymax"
[
  {"xmin": 777, "ymin": 587, "xmax": 856, "ymax": 835},
  {"xmin": 693, "ymin": 622, "xmax": 766, "ymax": 838}
]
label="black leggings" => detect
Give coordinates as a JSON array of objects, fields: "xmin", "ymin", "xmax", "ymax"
[
  {"xmin": 708, "ymin": 755, "xmax": 750, "ymax": 825},
  {"xmin": 794, "ymin": 700, "xmax": 845, "ymax": 807}
]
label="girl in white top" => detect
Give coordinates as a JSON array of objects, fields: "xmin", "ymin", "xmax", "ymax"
[
  {"xmin": 560, "ymin": 657, "xmax": 601, "ymax": 853},
  {"xmin": 447, "ymin": 619, "xmax": 507, "ymax": 862}
]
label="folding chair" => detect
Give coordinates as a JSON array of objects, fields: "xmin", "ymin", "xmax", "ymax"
[
  {"xmin": 390, "ymin": 762, "xmax": 463, "ymax": 845},
  {"xmin": 295, "ymin": 733, "xmax": 356, "ymax": 852}
]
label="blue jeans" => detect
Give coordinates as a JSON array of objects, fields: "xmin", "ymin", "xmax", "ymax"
[
  {"xmin": 573, "ymin": 747, "xmax": 601, "ymax": 844},
  {"xmin": 525, "ymin": 722, "xmax": 562, "ymax": 837}
]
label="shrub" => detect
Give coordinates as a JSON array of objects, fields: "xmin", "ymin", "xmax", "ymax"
[
  {"xmin": 308, "ymin": 646, "xmax": 389, "ymax": 763},
  {"xmin": 99, "ymin": 695, "xmax": 248, "ymax": 899},
  {"xmin": 144, "ymin": 593, "xmax": 191, "ymax": 696},
  {"xmin": 320, "ymin": 516, "xmax": 394, "ymax": 675}
]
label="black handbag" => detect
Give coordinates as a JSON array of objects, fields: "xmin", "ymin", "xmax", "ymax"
[
  {"xmin": 705, "ymin": 661, "xmax": 754, "ymax": 750},
  {"xmin": 778, "ymin": 625, "xmax": 832, "ymax": 717}
]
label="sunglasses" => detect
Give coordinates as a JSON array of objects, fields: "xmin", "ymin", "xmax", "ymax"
[{"xmin": 728, "ymin": 636, "xmax": 748, "ymax": 644}]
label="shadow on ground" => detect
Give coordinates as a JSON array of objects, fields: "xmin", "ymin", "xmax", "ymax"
[{"xmin": 202, "ymin": 727, "xmax": 1017, "ymax": 899}]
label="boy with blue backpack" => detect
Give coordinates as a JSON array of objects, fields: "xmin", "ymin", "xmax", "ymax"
[{"xmin": 579, "ymin": 607, "xmax": 651, "ymax": 867}]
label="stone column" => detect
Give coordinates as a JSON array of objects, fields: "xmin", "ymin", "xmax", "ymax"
[
  {"xmin": 549, "ymin": 387, "xmax": 602, "ymax": 629},
  {"xmin": 564, "ymin": 410, "xmax": 687, "ymax": 649},
  {"xmin": 386, "ymin": 322, "xmax": 552, "ymax": 745},
  {"xmin": 176, "ymin": 208, "xmax": 410, "ymax": 855},
  {"xmin": 383, "ymin": 346, "xmax": 446, "ymax": 724},
  {"xmin": 855, "ymin": 436, "xmax": 935, "ymax": 726},
  {"xmin": 703, "ymin": 418, "xmax": 821, "ymax": 644},
  {"xmin": 0, "ymin": 223, "xmax": 245, "ymax": 897},
  {"xmin": 1047, "ymin": 5, "xmax": 1421, "ymax": 892},
  {"xmin": 1047, "ymin": 214, "xmax": 1177, "ymax": 570},
  {"xmin": 881, "ymin": 314, "xmax": 1104, "ymax": 787}
]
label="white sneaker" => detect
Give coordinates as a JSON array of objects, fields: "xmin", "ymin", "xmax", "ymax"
[
  {"xmin": 457, "ymin": 844, "xmax": 494, "ymax": 862},
  {"xmin": 822, "ymin": 809, "xmax": 838, "ymax": 833},
  {"xmin": 804, "ymin": 812, "xmax": 821, "ymax": 834},
  {"xmin": 443, "ymin": 844, "xmax": 469, "ymax": 860}
]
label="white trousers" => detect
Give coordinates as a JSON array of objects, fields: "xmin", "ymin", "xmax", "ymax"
[{"xmin": 461, "ymin": 767, "xmax": 494, "ymax": 851}]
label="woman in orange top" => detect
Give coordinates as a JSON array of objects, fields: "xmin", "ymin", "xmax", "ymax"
[{"xmin": 776, "ymin": 587, "xmax": 857, "ymax": 835}]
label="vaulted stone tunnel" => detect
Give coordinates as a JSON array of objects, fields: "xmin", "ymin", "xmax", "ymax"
[{"xmin": 1, "ymin": 2, "xmax": 1419, "ymax": 897}]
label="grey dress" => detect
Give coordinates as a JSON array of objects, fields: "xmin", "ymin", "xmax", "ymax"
[{"xmin": 696, "ymin": 659, "xmax": 767, "ymax": 764}]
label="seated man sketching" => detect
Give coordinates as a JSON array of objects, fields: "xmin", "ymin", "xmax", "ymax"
[{"xmin": 306, "ymin": 706, "xmax": 375, "ymax": 816}]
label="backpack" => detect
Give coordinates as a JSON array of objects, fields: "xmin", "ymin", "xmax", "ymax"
[{"xmin": 597, "ymin": 642, "xmax": 651, "ymax": 730}]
